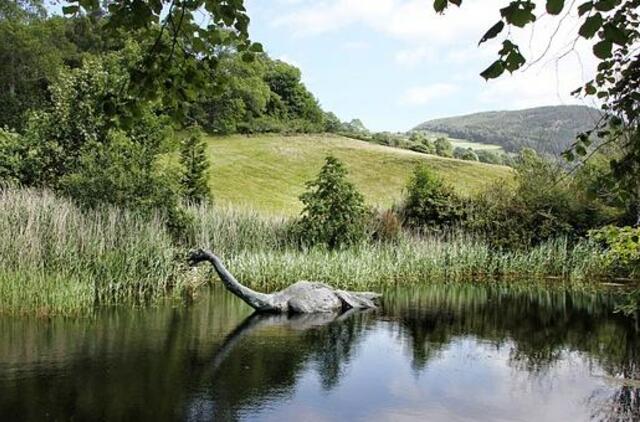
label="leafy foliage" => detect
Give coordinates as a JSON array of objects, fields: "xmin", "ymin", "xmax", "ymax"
[
  {"xmin": 0, "ymin": 15, "xmax": 77, "ymax": 131},
  {"xmin": 192, "ymin": 53, "xmax": 327, "ymax": 134},
  {"xmin": 180, "ymin": 128, "xmax": 212, "ymax": 204},
  {"xmin": 0, "ymin": 128, "xmax": 22, "ymax": 183},
  {"xmin": 297, "ymin": 156, "xmax": 368, "ymax": 249},
  {"xmin": 590, "ymin": 225, "xmax": 640, "ymax": 278},
  {"xmin": 401, "ymin": 164, "xmax": 464, "ymax": 230},
  {"xmin": 59, "ymin": 0, "xmax": 262, "ymax": 126},
  {"xmin": 434, "ymin": 137, "xmax": 453, "ymax": 157},
  {"xmin": 466, "ymin": 149, "xmax": 617, "ymax": 248},
  {"xmin": 7, "ymin": 45, "xmax": 180, "ymax": 212}
]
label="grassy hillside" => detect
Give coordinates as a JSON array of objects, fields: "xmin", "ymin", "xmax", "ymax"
[
  {"xmin": 413, "ymin": 105, "xmax": 601, "ymax": 155},
  {"xmin": 206, "ymin": 134, "xmax": 513, "ymax": 215}
]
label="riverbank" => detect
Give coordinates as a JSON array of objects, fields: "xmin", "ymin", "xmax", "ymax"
[{"xmin": 0, "ymin": 187, "xmax": 624, "ymax": 316}]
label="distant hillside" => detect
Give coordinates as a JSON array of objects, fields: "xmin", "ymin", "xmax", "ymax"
[
  {"xmin": 204, "ymin": 134, "xmax": 513, "ymax": 215},
  {"xmin": 413, "ymin": 105, "xmax": 601, "ymax": 155}
]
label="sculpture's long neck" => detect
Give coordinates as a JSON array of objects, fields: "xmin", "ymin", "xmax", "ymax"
[{"xmin": 205, "ymin": 253, "xmax": 272, "ymax": 311}]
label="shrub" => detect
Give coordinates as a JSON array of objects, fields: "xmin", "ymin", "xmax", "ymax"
[
  {"xmin": 408, "ymin": 142, "xmax": 431, "ymax": 154},
  {"xmin": 296, "ymin": 155, "xmax": 368, "ymax": 249},
  {"xmin": 10, "ymin": 43, "xmax": 180, "ymax": 213},
  {"xmin": 466, "ymin": 149, "xmax": 617, "ymax": 249},
  {"xmin": 589, "ymin": 226, "xmax": 640, "ymax": 279},
  {"xmin": 400, "ymin": 164, "xmax": 464, "ymax": 231},
  {"xmin": 476, "ymin": 149, "xmax": 503, "ymax": 165},
  {"xmin": 461, "ymin": 149, "xmax": 479, "ymax": 161},
  {"xmin": 179, "ymin": 128, "xmax": 212, "ymax": 204},
  {"xmin": 0, "ymin": 128, "xmax": 22, "ymax": 183},
  {"xmin": 434, "ymin": 137, "xmax": 453, "ymax": 157}
]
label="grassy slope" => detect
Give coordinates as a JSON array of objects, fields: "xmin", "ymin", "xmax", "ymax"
[
  {"xmin": 420, "ymin": 130, "xmax": 504, "ymax": 152},
  {"xmin": 206, "ymin": 134, "xmax": 513, "ymax": 215}
]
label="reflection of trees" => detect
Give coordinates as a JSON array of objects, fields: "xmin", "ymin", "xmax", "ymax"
[
  {"xmin": 383, "ymin": 283, "xmax": 640, "ymax": 420},
  {"xmin": 0, "ymin": 290, "xmax": 372, "ymax": 421},
  {"xmin": 2, "ymin": 284, "xmax": 640, "ymax": 420},
  {"xmin": 203, "ymin": 310, "xmax": 372, "ymax": 420}
]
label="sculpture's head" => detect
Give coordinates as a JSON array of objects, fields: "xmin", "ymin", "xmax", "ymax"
[{"xmin": 187, "ymin": 248, "xmax": 210, "ymax": 266}]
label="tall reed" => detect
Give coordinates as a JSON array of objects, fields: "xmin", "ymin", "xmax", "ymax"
[
  {"xmin": 0, "ymin": 188, "xmax": 187, "ymax": 315},
  {"xmin": 0, "ymin": 187, "xmax": 610, "ymax": 316}
]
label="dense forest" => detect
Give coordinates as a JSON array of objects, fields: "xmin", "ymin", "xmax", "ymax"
[
  {"xmin": 413, "ymin": 105, "xmax": 602, "ymax": 155},
  {"xmin": 0, "ymin": 10, "xmax": 337, "ymax": 136}
]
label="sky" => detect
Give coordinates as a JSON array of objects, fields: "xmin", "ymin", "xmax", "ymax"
[{"xmin": 244, "ymin": 0, "xmax": 600, "ymax": 132}]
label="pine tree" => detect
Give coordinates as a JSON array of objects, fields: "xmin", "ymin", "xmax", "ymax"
[
  {"xmin": 298, "ymin": 155, "xmax": 368, "ymax": 249},
  {"xmin": 179, "ymin": 129, "xmax": 211, "ymax": 204}
]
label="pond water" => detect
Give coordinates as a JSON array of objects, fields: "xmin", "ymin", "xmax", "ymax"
[{"xmin": 1, "ymin": 284, "xmax": 639, "ymax": 421}]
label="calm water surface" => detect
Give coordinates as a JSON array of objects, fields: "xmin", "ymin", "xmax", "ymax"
[{"xmin": 1, "ymin": 284, "xmax": 639, "ymax": 421}]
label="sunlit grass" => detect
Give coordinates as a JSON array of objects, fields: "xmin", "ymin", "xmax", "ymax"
[
  {"xmin": 204, "ymin": 133, "xmax": 513, "ymax": 215},
  {"xmin": 0, "ymin": 188, "xmax": 189, "ymax": 316}
]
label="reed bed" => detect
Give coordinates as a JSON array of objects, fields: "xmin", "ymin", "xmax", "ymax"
[
  {"xmin": 0, "ymin": 187, "xmax": 609, "ymax": 315},
  {"xmin": 0, "ymin": 188, "xmax": 187, "ymax": 316}
]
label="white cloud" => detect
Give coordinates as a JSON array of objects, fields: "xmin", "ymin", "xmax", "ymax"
[
  {"xmin": 273, "ymin": 0, "xmax": 502, "ymax": 44},
  {"xmin": 400, "ymin": 83, "xmax": 458, "ymax": 105}
]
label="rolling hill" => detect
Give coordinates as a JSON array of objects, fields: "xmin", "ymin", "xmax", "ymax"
[
  {"xmin": 205, "ymin": 134, "xmax": 513, "ymax": 215},
  {"xmin": 413, "ymin": 105, "xmax": 601, "ymax": 155}
]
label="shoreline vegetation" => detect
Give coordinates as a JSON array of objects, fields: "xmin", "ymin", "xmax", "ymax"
[{"xmin": 0, "ymin": 187, "xmax": 631, "ymax": 317}]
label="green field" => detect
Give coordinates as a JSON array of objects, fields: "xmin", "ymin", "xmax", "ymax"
[
  {"xmin": 206, "ymin": 134, "xmax": 513, "ymax": 215},
  {"xmin": 449, "ymin": 140, "xmax": 503, "ymax": 152},
  {"xmin": 418, "ymin": 130, "xmax": 504, "ymax": 151}
]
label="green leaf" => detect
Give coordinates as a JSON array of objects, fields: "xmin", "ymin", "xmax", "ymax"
[
  {"xmin": 501, "ymin": 2, "xmax": 537, "ymax": 28},
  {"xmin": 78, "ymin": 0, "xmax": 99, "ymax": 11},
  {"xmin": 593, "ymin": 40, "xmax": 612, "ymax": 58},
  {"xmin": 576, "ymin": 144, "xmax": 587, "ymax": 156},
  {"xmin": 479, "ymin": 21, "xmax": 505, "ymax": 45},
  {"xmin": 248, "ymin": 42, "xmax": 263, "ymax": 53},
  {"xmin": 577, "ymin": 1, "xmax": 593, "ymax": 16},
  {"xmin": 434, "ymin": 0, "xmax": 448, "ymax": 13},
  {"xmin": 241, "ymin": 51, "xmax": 255, "ymax": 62},
  {"xmin": 602, "ymin": 23, "xmax": 628, "ymax": 45},
  {"xmin": 594, "ymin": 0, "xmax": 618, "ymax": 11},
  {"xmin": 62, "ymin": 5, "xmax": 79, "ymax": 14},
  {"xmin": 579, "ymin": 13, "xmax": 602, "ymax": 39},
  {"xmin": 504, "ymin": 49, "xmax": 526, "ymax": 72},
  {"xmin": 480, "ymin": 60, "xmax": 505, "ymax": 79},
  {"xmin": 585, "ymin": 83, "xmax": 596, "ymax": 95},
  {"xmin": 546, "ymin": 0, "xmax": 565, "ymax": 15}
]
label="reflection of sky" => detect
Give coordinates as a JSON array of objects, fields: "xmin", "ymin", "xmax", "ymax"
[{"xmin": 242, "ymin": 322, "xmax": 614, "ymax": 422}]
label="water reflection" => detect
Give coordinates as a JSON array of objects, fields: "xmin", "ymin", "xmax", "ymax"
[{"xmin": 0, "ymin": 284, "xmax": 638, "ymax": 421}]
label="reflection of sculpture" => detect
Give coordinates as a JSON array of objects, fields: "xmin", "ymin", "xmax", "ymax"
[
  {"xmin": 207, "ymin": 310, "xmax": 362, "ymax": 375},
  {"xmin": 188, "ymin": 249, "xmax": 381, "ymax": 313}
]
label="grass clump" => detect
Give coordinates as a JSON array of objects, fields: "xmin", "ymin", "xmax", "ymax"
[{"xmin": 0, "ymin": 188, "xmax": 188, "ymax": 316}]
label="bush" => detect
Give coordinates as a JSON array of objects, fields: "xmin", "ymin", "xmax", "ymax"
[
  {"xmin": 465, "ymin": 149, "xmax": 617, "ymax": 249},
  {"xmin": 589, "ymin": 226, "xmax": 640, "ymax": 279},
  {"xmin": 476, "ymin": 149, "xmax": 503, "ymax": 165},
  {"xmin": 408, "ymin": 142, "xmax": 431, "ymax": 154},
  {"xmin": 434, "ymin": 137, "xmax": 453, "ymax": 157},
  {"xmin": 8, "ymin": 44, "xmax": 180, "ymax": 213},
  {"xmin": 0, "ymin": 128, "xmax": 22, "ymax": 183},
  {"xmin": 296, "ymin": 155, "xmax": 369, "ymax": 249},
  {"xmin": 400, "ymin": 164, "xmax": 464, "ymax": 231},
  {"xmin": 179, "ymin": 128, "xmax": 212, "ymax": 204}
]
